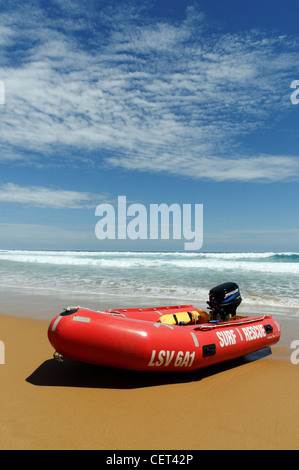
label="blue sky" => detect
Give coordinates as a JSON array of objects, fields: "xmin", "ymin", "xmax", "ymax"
[{"xmin": 0, "ymin": 0, "xmax": 298, "ymax": 251}]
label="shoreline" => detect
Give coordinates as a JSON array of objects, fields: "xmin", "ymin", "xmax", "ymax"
[
  {"xmin": 0, "ymin": 297, "xmax": 298, "ymax": 449},
  {"xmin": 0, "ymin": 285, "xmax": 298, "ymax": 321}
]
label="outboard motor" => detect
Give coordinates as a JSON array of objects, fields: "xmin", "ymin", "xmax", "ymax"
[{"xmin": 207, "ymin": 282, "xmax": 242, "ymax": 322}]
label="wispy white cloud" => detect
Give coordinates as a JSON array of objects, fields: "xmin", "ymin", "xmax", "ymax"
[
  {"xmin": 107, "ymin": 153, "xmax": 299, "ymax": 182},
  {"xmin": 0, "ymin": 2, "xmax": 298, "ymax": 181},
  {"xmin": 0, "ymin": 183, "xmax": 107, "ymax": 208}
]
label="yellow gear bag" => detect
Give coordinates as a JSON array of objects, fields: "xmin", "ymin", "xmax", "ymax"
[{"xmin": 158, "ymin": 309, "xmax": 208, "ymax": 326}]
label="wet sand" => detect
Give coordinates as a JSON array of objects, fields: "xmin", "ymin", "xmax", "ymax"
[{"xmin": 0, "ymin": 297, "xmax": 298, "ymax": 450}]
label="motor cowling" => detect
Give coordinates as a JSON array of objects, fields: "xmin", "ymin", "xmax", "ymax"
[{"xmin": 207, "ymin": 282, "xmax": 242, "ymax": 321}]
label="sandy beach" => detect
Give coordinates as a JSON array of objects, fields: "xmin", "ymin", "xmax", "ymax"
[{"xmin": 0, "ymin": 298, "xmax": 298, "ymax": 451}]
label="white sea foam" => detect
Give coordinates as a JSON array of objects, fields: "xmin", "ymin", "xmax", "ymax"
[
  {"xmin": 0, "ymin": 250, "xmax": 298, "ymax": 273},
  {"xmin": 0, "ymin": 250, "xmax": 298, "ymax": 311}
]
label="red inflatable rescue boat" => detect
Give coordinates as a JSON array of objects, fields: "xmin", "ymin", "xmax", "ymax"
[{"xmin": 48, "ymin": 303, "xmax": 281, "ymax": 372}]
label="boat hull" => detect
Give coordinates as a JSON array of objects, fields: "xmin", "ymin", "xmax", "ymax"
[{"xmin": 48, "ymin": 305, "xmax": 281, "ymax": 372}]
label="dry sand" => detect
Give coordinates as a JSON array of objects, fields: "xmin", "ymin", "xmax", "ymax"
[{"xmin": 0, "ymin": 308, "xmax": 298, "ymax": 450}]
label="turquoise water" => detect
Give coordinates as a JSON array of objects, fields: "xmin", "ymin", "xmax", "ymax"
[{"xmin": 0, "ymin": 250, "xmax": 298, "ymax": 311}]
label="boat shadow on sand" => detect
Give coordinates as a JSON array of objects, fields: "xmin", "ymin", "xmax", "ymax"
[{"xmin": 26, "ymin": 347, "xmax": 272, "ymax": 390}]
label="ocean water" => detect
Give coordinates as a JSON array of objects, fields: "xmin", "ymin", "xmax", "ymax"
[{"xmin": 0, "ymin": 250, "xmax": 298, "ymax": 315}]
